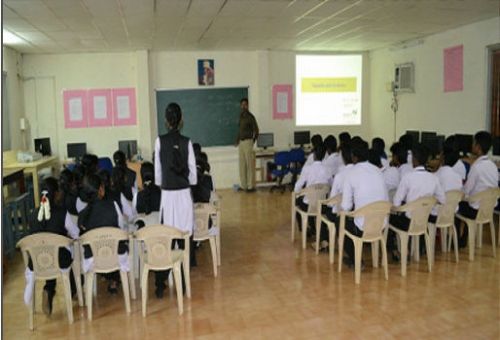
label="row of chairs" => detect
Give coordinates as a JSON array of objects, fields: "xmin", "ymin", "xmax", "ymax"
[
  {"xmin": 292, "ymin": 184, "xmax": 499, "ymax": 284},
  {"xmin": 270, "ymin": 148, "xmax": 306, "ymax": 192},
  {"xmin": 16, "ymin": 197, "xmax": 221, "ymax": 330}
]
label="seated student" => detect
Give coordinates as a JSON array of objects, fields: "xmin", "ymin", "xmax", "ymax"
[
  {"xmin": 109, "ymin": 167, "xmax": 135, "ymax": 221},
  {"xmin": 78, "ymin": 174, "xmax": 127, "ymax": 294},
  {"xmin": 338, "ymin": 131, "xmax": 351, "ymax": 149},
  {"xmin": 399, "ymin": 134, "xmax": 415, "ymax": 166},
  {"xmin": 444, "ymin": 135, "xmax": 467, "ymax": 182},
  {"xmin": 304, "ymin": 134, "xmax": 324, "ymax": 166},
  {"xmin": 113, "ymin": 150, "xmax": 138, "ymax": 193},
  {"xmin": 368, "ymin": 149, "xmax": 400, "ymax": 193},
  {"xmin": 81, "ymin": 154, "xmax": 99, "ymax": 177},
  {"xmin": 97, "ymin": 168, "xmax": 112, "ymax": 199},
  {"xmin": 192, "ymin": 155, "xmax": 214, "ymax": 204},
  {"xmin": 372, "ymin": 137, "xmax": 389, "ymax": 168},
  {"xmin": 25, "ymin": 177, "xmax": 75, "ymax": 315},
  {"xmin": 388, "ymin": 144, "xmax": 446, "ymax": 260},
  {"xmin": 455, "ymin": 131, "xmax": 498, "ymax": 247},
  {"xmin": 390, "ymin": 142, "xmax": 413, "ymax": 179},
  {"xmin": 323, "ymin": 135, "xmax": 343, "ymax": 178},
  {"xmin": 133, "ymin": 162, "xmax": 161, "ymax": 217},
  {"xmin": 59, "ymin": 169, "xmax": 79, "ymax": 216},
  {"xmin": 340, "ymin": 139, "xmax": 389, "ymax": 266}
]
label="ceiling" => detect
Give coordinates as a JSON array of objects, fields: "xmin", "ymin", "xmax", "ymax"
[{"xmin": 2, "ymin": 0, "xmax": 499, "ymax": 54}]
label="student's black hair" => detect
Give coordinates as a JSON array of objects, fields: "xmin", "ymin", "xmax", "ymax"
[
  {"xmin": 81, "ymin": 154, "xmax": 98, "ymax": 176},
  {"xmin": 412, "ymin": 143, "xmax": 430, "ymax": 167},
  {"xmin": 165, "ymin": 102, "xmax": 183, "ymax": 130},
  {"xmin": 314, "ymin": 144, "xmax": 326, "ymax": 161},
  {"xmin": 310, "ymin": 134, "xmax": 323, "ymax": 150},
  {"xmin": 193, "ymin": 143, "xmax": 202, "ymax": 157},
  {"xmin": 323, "ymin": 135, "xmax": 337, "ymax": 153},
  {"xmin": 240, "ymin": 98, "xmax": 248, "ymax": 105},
  {"xmin": 443, "ymin": 149, "xmax": 460, "ymax": 167},
  {"xmin": 340, "ymin": 143, "xmax": 353, "ymax": 165},
  {"xmin": 368, "ymin": 149, "xmax": 382, "ymax": 168},
  {"xmin": 139, "ymin": 162, "xmax": 156, "ymax": 214},
  {"xmin": 351, "ymin": 139, "xmax": 369, "ymax": 163},
  {"xmin": 111, "ymin": 167, "xmax": 132, "ymax": 201},
  {"xmin": 444, "ymin": 135, "xmax": 459, "ymax": 153},
  {"xmin": 474, "ymin": 130, "xmax": 492, "ymax": 155},
  {"xmin": 399, "ymin": 134, "xmax": 414, "ymax": 152},
  {"xmin": 339, "ymin": 132, "xmax": 351, "ymax": 146},
  {"xmin": 59, "ymin": 169, "xmax": 74, "ymax": 194},
  {"xmin": 200, "ymin": 152, "xmax": 210, "ymax": 173},
  {"xmin": 97, "ymin": 169, "xmax": 111, "ymax": 199},
  {"xmin": 113, "ymin": 150, "xmax": 127, "ymax": 168},
  {"xmin": 372, "ymin": 137, "xmax": 386, "ymax": 158},
  {"xmin": 390, "ymin": 142, "xmax": 407, "ymax": 165},
  {"xmin": 78, "ymin": 174, "xmax": 102, "ymax": 230}
]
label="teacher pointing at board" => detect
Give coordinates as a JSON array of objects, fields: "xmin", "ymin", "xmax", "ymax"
[{"xmin": 236, "ymin": 98, "xmax": 259, "ymax": 193}]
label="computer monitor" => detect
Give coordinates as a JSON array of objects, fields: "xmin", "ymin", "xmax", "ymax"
[
  {"xmin": 421, "ymin": 131, "xmax": 437, "ymax": 143},
  {"xmin": 257, "ymin": 133, "xmax": 274, "ymax": 149},
  {"xmin": 67, "ymin": 143, "xmax": 87, "ymax": 160},
  {"xmin": 118, "ymin": 140, "xmax": 138, "ymax": 160},
  {"xmin": 34, "ymin": 138, "xmax": 51, "ymax": 156},
  {"xmin": 405, "ymin": 130, "xmax": 420, "ymax": 144},
  {"xmin": 455, "ymin": 134, "xmax": 473, "ymax": 155},
  {"xmin": 294, "ymin": 131, "xmax": 310, "ymax": 146},
  {"xmin": 493, "ymin": 136, "xmax": 500, "ymax": 156}
]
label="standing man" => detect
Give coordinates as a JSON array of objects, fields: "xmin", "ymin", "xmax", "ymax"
[{"xmin": 236, "ymin": 98, "xmax": 259, "ymax": 192}]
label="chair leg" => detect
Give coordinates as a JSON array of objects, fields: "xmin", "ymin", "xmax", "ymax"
[
  {"xmin": 128, "ymin": 242, "xmax": 136, "ymax": 300},
  {"xmin": 291, "ymin": 198, "xmax": 296, "ymax": 242},
  {"xmin": 400, "ymin": 234, "xmax": 409, "ymax": 277},
  {"xmin": 427, "ymin": 224, "xmax": 436, "ymax": 263},
  {"xmin": 315, "ymin": 216, "xmax": 321, "ymax": 255},
  {"xmin": 451, "ymin": 226, "xmax": 459, "ymax": 263},
  {"xmin": 119, "ymin": 270, "xmax": 131, "ymax": 314},
  {"xmin": 209, "ymin": 237, "xmax": 218, "ymax": 277},
  {"xmin": 216, "ymin": 233, "xmax": 221, "ymax": 266},
  {"xmin": 173, "ymin": 264, "xmax": 184, "ymax": 315},
  {"xmin": 441, "ymin": 228, "xmax": 447, "ymax": 253},
  {"xmin": 476, "ymin": 223, "xmax": 483, "ymax": 248},
  {"xmin": 61, "ymin": 273, "xmax": 74, "ymax": 324},
  {"xmin": 85, "ymin": 273, "xmax": 94, "ymax": 321},
  {"xmin": 380, "ymin": 239, "xmax": 389, "ymax": 281},
  {"xmin": 354, "ymin": 239, "xmax": 363, "ymax": 284},
  {"xmin": 424, "ymin": 232, "xmax": 432, "ymax": 273},
  {"xmin": 72, "ymin": 245, "xmax": 84, "ymax": 307},
  {"xmin": 371, "ymin": 241, "xmax": 379, "ymax": 268},
  {"xmin": 337, "ymin": 228, "xmax": 345, "ymax": 273},
  {"xmin": 29, "ymin": 280, "xmax": 35, "ymax": 331},
  {"xmin": 141, "ymin": 268, "xmax": 149, "ymax": 317},
  {"xmin": 183, "ymin": 261, "xmax": 192, "ymax": 299},
  {"xmin": 329, "ymin": 224, "xmax": 335, "ymax": 264},
  {"xmin": 414, "ymin": 236, "xmax": 420, "ymax": 262},
  {"xmin": 467, "ymin": 221, "xmax": 476, "ymax": 261},
  {"xmin": 489, "ymin": 221, "xmax": 497, "ymax": 258},
  {"xmin": 301, "ymin": 214, "xmax": 307, "ymax": 250}
]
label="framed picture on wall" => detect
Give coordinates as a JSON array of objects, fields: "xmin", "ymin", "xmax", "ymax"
[{"xmin": 198, "ymin": 59, "xmax": 215, "ymax": 86}]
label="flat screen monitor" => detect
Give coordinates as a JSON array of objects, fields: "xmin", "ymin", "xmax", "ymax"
[
  {"xmin": 67, "ymin": 143, "xmax": 87, "ymax": 160},
  {"xmin": 34, "ymin": 138, "xmax": 51, "ymax": 156},
  {"xmin": 455, "ymin": 134, "xmax": 473, "ymax": 155},
  {"xmin": 493, "ymin": 136, "xmax": 500, "ymax": 156},
  {"xmin": 421, "ymin": 131, "xmax": 437, "ymax": 143},
  {"xmin": 118, "ymin": 140, "xmax": 138, "ymax": 160},
  {"xmin": 257, "ymin": 133, "xmax": 274, "ymax": 149},
  {"xmin": 405, "ymin": 130, "xmax": 420, "ymax": 144},
  {"xmin": 294, "ymin": 131, "xmax": 311, "ymax": 146}
]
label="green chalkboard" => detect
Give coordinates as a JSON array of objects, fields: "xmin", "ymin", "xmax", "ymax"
[{"xmin": 155, "ymin": 87, "xmax": 249, "ymax": 147}]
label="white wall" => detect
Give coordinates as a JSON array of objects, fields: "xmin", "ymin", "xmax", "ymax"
[
  {"xmin": 370, "ymin": 17, "xmax": 500, "ymax": 145},
  {"xmin": 2, "ymin": 46, "xmax": 25, "ymax": 150}
]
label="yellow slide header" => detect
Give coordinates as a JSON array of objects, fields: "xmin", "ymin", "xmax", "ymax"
[{"xmin": 301, "ymin": 77, "xmax": 357, "ymax": 92}]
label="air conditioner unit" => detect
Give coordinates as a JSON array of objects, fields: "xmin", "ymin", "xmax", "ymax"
[{"xmin": 394, "ymin": 63, "xmax": 414, "ymax": 93}]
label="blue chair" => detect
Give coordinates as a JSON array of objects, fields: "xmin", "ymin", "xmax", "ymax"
[
  {"xmin": 3, "ymin": 193, "xmax": 33, "ymax": 258},
  {"xmin": 98, "ymin": 157, "xmax": 114, "ymax": 174},
  {"xmin": 270, "ymin": 151, "xmax": 291, "ymax": 193},
  {"xmin": 289, "ymin": 148, "xmax": 306, "ymax": 188}
]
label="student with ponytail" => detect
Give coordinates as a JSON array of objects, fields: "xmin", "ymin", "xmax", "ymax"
[
  {"xmin": 109, "ymin": 167, "xmax": 135, "ymax": 221},
  {"xmin": 133, "ymin": 162, "xmax": 161, "ymax": 216},
  {"xmin": 154, "ymin": 102, "xmax": 197, "ymax": 298},
  {"xmin": 113, "ymin": 150, "xmax": 137, "ymax": 193}
]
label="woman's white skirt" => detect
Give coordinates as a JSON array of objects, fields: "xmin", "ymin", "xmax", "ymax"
[{"xmin": 160, "ymin": 188, "xmax": 194, "ymax": 234}]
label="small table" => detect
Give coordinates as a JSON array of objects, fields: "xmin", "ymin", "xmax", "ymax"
[{"xmin": 2, "ymin": 167, "xmax": 26, "ymax": 193}]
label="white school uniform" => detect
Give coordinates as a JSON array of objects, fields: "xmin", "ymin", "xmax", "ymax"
[
  {"xmin": 432, "ymin": 165, "xmax": 463, "ymax": 215},
  {"xmin": 382, "ymin": 165, "xmax": 400, "ymax": 192},
  {"xmin": 398, "ymin": 163, "xmax": 413, "ymax": 179},
  {"xmin": 294, "ymin": 161, "xmax": 331, "ymax": 203},
  {"xmin": 329, "ymin": 163, "xmax": 354, "ymax": 212},
  {"xmin": 76, "ymin": 197, "xmax": 87, "ymax": 213},
  {"xmin": 407, "ymin": 150, "xmax": 413, "ymax": 165},
  {"xmin": 341, "ymin": 162, "xmax": 389, "ymax": 229},
  {"xmin": 452, "ymin": 160, "xmax": 467, "ymax": 181},
  {"xmin": 304, "ymin": 152, "xmax": 327, "ymax": 167},
  {"xmin": 393, "ymin": 166, "xmax": 446, "ymax": 217},
  {"xmin": 322, "ymin": 152, "xmax": 343, "ymax": 177},
  {"xmin": 463, "ymin": 155, "xmax": 498, "ymax": 209},
  {"xmin": 154, "ymin": 137, "xmax": 197, "ymax": 234},
  {"xmin": 381, "ymin": 157, "xmax": 390, "ymax": 169}
]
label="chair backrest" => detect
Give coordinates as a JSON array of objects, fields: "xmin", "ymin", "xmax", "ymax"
[
  {"xmin": 289, "ymin": 148, "xmax": 305, "ymax": 163},
  {"xmin": 194, "ymin": 203, "xmax": 217, "ymax": 238},
  {"xmin": 79, "ymin": 227, "xmax": 129, "ymax": 272},
  {"xmin": 470, "ymin": 188, "xmax": 500, "ymax": 223},
  {"xmin": 348, "ymin": 201, "xmax": 392, "ymax": 240},
  {"xmin": 98, "ymin": 157, "xmax": 114, "ymax": 174},
  {"xmin": 405, "ymin": 196, "xmax": 437, "ymax": 234},
  {"xmin": 274, "ymin": 151, "xmax": 291, "ymax": 167},
  {"xmin": 305, "ymin": 184, "xmax": 330, "ymax": 213},
  {"xmin": 436, "ymin": 190, "xmax": 464, "ymax": 226},
  {"xmin": 134, "ymin": 225, "xmax": 186, "ymax": 268},
  {"xmin": 210, "ymin": 191, "xmax": 221, "ymax": 209},
  {"xmin": 135, "ymin": 212, "xmax": 160, "ymax": 227},
  {"xmin": 17, "ymin": 233, "xmax": 72, "ymax": 279}
]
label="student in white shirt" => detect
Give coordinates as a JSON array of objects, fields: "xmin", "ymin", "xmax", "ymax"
[
  {"xmin": 338, "ymin": 131, "xmax": 351, "ymax": 150},
  {"xmin": 368, "ymin": 149, "xmax": 400, "ymax": 193},
  {"xmin": 444, "ymin": 135, "xmax": 467, "ymax": 181},
  {"xmin": 455, "ymin": 131, "xmax": 498, "ymax": 247},
  {"xmin": 322, "ymin": 135, "xmax": 343, "ymax": 178},
  {"xmin": 340, "ymin": 139, "xmax": 389, "ymax": 266},
  {"xmin": 388, "ymin": 143, "xmax": 446, "ymax": 261},
  {"xmin": 372, "ymin": 137, "xmax": 390, "ymax": 169},
  {"xmin": 390, "ymin": 142, "xmax": 413, "ymax": 179},
  {"xmin": 399, "ymin": 134, "xmax": 415, "ymax": 166},
  {"xmin": 304, "ymin": 134, "xmax": 324, "ymax": 166}
]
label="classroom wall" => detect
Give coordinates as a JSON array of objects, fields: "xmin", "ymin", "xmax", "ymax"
[
  {"xmin": 369, "ymin": 17, "xmax": 500, "ymax": 145},
  {"xmin": 2, "ymin": 46, "xmax": 25, "ymax": 150}
]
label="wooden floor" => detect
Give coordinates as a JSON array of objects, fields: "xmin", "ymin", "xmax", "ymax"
[{"xmin": 3, "ymin": 189, "xmax": 500, "ymax": 339}]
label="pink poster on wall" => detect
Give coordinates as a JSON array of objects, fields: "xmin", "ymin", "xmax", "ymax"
[
  {"xmin": 63, "ymin": 90, "xmax": 88, "ymax": 128},
  {"xmin": 272, "ymin": 84, "xmax": 293, "ymax": 120},
  {"xmin": 112, "ymin": 88, "xmax": 137, "ymax": 126},
  {"xmin": 88, "ymin": 89, "xmax": 112, "ymax": 127},
  {"xmin": 444, "ymin": 45, "xmax": 463, "ymax": 92}
]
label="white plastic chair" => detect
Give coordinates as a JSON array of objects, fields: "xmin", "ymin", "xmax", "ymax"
[
  {"xmin": 389, "ymin": 197, "xmax": 437, "ymax": 277},
  {"xmin": 134, "ymin": 225, "xmax": 189, "ymax": 317},
  {"xmin": 315, "ymin": 195, "xmax": 341, "ymax": 263},
  {"xmin": 67, "ymin": 213, "xmax": 84, "ymax": 306},
  {"xmin": 456, "ymin": 188, "xmax": 499, "ymax": 261},
  {"xmin": 17, "ymin": 233, "xmax": 74, "ymax": 330},
  {"xmin": 338, "ymin": 201, "xmax": 392, "ymax": 284},
  {"xmin": 79, "ymin": 227, "xmax": 133, "ymax": 320},
  {"xmin": 428, "ymin": 190, "xmax": 463, "ymax": 263},
  {"xmin": 133, "ymin": 212, "xmax": 161, "ymax": 284},
  {"xmin": 194, "ymin": 203, "xmax": 220, "ymax": 277},
  {"xmin": 291, "ymin": 184, "xmax": 330, "ymax": 249}
]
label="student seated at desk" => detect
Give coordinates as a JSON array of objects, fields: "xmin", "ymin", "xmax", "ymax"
[
  {"xmin": 368, "ymin": 149, "xmax": 399, "ymax": 193},
  {"xmin": 304, "ymin": 134, "xmax": 324, "ymax": 166},
  {"xmin": 455, "ymin": 131, "xmax": 498, "ymax": 247},
  {"xmin": 323, "ymin": 135, "xmax": 343, "ymax": 178},
  {"xmin": 372, "ymin": 137, "xmax": 390, "ymax": 169},
  {"xmin": 388, "ymin": 144, "xmax": 446, "ymax": 261},
  {"xmin": 391, "ymin": 142, "xmax": 413, "ymax": 179},
  {"xmin": 24, "ymin": 177, "xmax": 76, "ymax": 315},
  {"xmin": 339, "ymin": 139, "xmax": 389, "ymax": 267},
  {"xmin": 78, "ymin": 174, "xmax": 127, "ymax": 295},
  {"xmin": 109, "ymin": 167, "xmax": 135, "ymax": 221},
  {"xmin": 113, "ymin": 150, "xmax": 138, "ymax": 194}
]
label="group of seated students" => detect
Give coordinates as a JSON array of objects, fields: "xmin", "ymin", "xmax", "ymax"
[
  {"xmin": 25, "ymin": 146, "xmax": 215, "ymax": 314},
  {"xmin": 294, "ymin": 130, "xmax": 498, "ymax": 267}
]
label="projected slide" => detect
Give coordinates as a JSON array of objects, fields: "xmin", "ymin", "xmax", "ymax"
[{"xmin": 296, "ymin": 55, "xmax": 362, "ymax": 126}]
